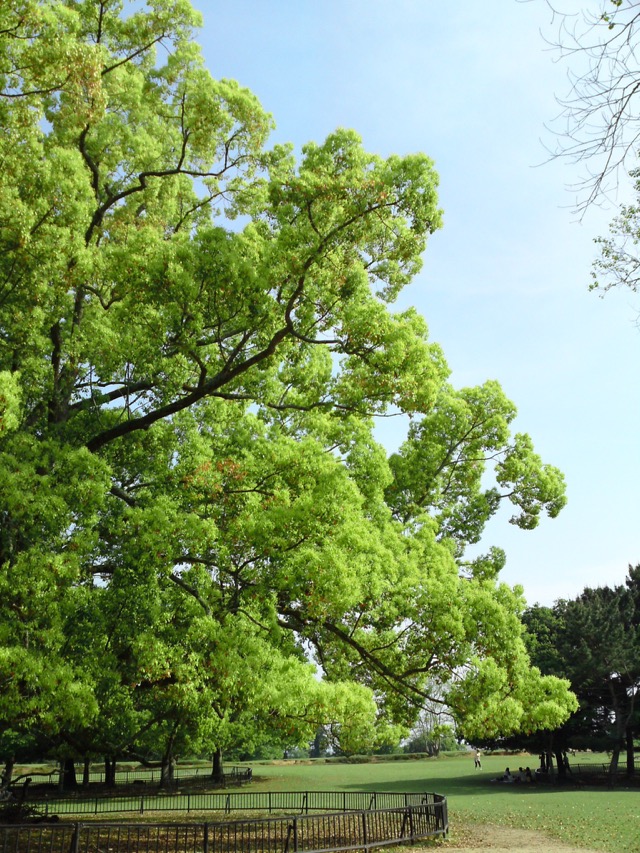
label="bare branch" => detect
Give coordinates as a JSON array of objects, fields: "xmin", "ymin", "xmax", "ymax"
[{"xmin": 542, "ymin": 0, "xmax": 640, "ymax": 210}]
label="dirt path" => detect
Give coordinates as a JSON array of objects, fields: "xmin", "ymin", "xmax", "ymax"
[{"xmin": 437, "ymin": 823, "xmax": 603, "ymax": 851}]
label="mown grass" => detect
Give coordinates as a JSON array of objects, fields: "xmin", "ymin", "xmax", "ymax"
[
  {"xmin": 20, "ymin": 753, "xmax": 638, "ymax": 852},
  {"xmin": 246, "ymin": 753, "xmax": 640, "ymax": 853}
]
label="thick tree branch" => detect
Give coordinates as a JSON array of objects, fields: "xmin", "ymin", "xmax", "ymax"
[{"xmin": 166, "ymin": 572, "xmax": 211, "ymax": 616}]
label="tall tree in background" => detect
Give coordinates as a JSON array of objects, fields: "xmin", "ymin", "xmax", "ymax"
[
  {"xmin": 0, "ymin": 0, "xmax": 575, "ymax": 778},
  {"xmin": 522, "ymin": 567, "xmax": 640, "ymax": 778},
  {"xmin": 558, "ymin": 578, "xmax": 640, "ymax": 777}
]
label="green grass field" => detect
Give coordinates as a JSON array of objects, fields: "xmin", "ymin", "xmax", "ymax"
[
  {"xmin": 17, "ymin": 753, "xmax": 638, "ymax": 852},
  {"xmin": 246, "ymin": 753, "xmax": 639, "ymax": 853}
]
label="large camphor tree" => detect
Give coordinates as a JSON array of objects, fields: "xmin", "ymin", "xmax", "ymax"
[{"xmin": 0, "ymin": 0, "xmax": 576, "ymax": 782}]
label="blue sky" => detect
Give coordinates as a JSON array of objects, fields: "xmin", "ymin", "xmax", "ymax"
[{"xmin": 191, "ymin": 0, "xmax": 639, "ymax": 606}]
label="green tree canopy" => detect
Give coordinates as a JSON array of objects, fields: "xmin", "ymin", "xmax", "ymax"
[
  {"xmin": 509, "ymin": 568, "xmax": 640, "ymax": 777},
  {"xmin": 555, "ymin": 570, "xmax": 640, "ymax": 775},
  {"xmin": 0, "ymin": 0, "xmax": 575, "ymax": 775}
]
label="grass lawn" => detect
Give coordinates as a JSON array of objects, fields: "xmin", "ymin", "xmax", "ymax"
[
  {"xmin": 246, "ymin": 753, "xmax": 640, "ymax": 853},
  {"xmin": 19, "ymin": 754, "xmax": 638, "ymax": 852}
]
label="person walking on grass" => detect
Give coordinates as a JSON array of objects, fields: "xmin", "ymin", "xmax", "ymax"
[{"xmin": 474, "ymin": 749, "xmax": 482, "ymax": 769}]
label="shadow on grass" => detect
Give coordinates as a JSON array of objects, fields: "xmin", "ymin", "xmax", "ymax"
[{"xmin": 343, "ymin": 774, "xmax": 582, "ymax": 799}]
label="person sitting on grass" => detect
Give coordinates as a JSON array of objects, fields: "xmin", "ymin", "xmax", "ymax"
[{"xmin": 491, "ymin": 767, "xmax": 514, "ymax": 783}]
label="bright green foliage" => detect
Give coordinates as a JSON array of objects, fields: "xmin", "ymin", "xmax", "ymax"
[
  {"xmin": 386, "ymin": 381, "xmax": 566, "ymax": 551},
  {"xmin": 0, "ymin": 0, "xmax": 574, "ymax": 771}
]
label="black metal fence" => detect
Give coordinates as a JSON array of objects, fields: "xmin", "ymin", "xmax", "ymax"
[
  {"xmin": 31, "ymin": 790, "xmax": 436, "ymax": 818},
  {"xmin": 0, "ymin": 798, "xmax": 448, "ymax": 853},
  {"xmin": 24, "ymin": 765, "xmax": 250, "ymax": 788},
  {"xmin": 566, "ymin": 761, "xmax": 640, "ymax": 780}
]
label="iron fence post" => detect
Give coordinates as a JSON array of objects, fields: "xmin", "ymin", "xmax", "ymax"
[
  {"xmin": 400, "ymin": 809, "xmax": 409, "ymax": 840},
  {"xmin": 293, "ymin": 816, "xmax": 298, "ymax": 853},
  {"xmin": 70, "ymin": 822, "xmax": 80, "ymax": 853},
  {"xmin": 362, "ymin": 810, "xmax": 368, "ymax": 851},
  {"xmin": 203, "ymin": 822, "xmax": 209, "ymax": 853}
]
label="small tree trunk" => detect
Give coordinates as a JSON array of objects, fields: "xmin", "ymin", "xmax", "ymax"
[
  {"xmin": 625, "ymin": 726, "xmax": 635, "ymax": 776},
  {"xmin": 104, "ymin": 756, "xmax": 117, "ymax": 788},
  {"xmin": 609, "ymin": 745, "xmax": 621, "ymax": 787},
  {"xmin": 545, "ymin": 734, "xmax": 555, "ymax": 779},
  {"xmin": 62, "ymin": 758, "xmax": 77, "ymax": 790},
  {"xmin": 82, "ymin": 756, "xmax": 91, "ymax": 787},
  {"xmin": 608, "ymin": 679, "xmax": 628, "ymax": 786},
  {"xmin": 160, "ymin": 756, "xmax": 172, "ymax": 789},
  {"xmin": 1, "ymin": 756, "xmax": 15, "ymax": 789},
  {"xmin": 159, "ymin": 726, "xmax": 178, "ymax": 790},
  {"xmin": 14, "ymin": 777, "xmax": 31, "ymax": 821},
  {"xmin": 211, "ymin": 747, "xmax": 223, "ymax": 783},
  {"xmin": 554, "ymin": 748, "xmax": 566, "ymax": 779},
  {"xmin": 160, "ymin": 756, "xmax": 177, "ymax": 790},
  {"xmin": 311, "ymin": 730, "xmax": 322, "ymax": 759}
]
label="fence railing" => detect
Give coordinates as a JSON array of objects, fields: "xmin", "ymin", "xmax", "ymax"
[
  {"xmin": 568, "ymin": 761, "xmax": 640, "ymax": 776},
  {"xmin": 27, "ymin": 765, "xmax": 250, "ymax": 788},
  {"xmin": 32, "ymin": 790, "xmax": 435, "ymax": 818},
  {"xmin": 31, "ymin": 791, "xmax": 434, "ymax": 817},
  {"xmin": 0, "ymin": 800, "xmax": 448, "ymax": 853}
]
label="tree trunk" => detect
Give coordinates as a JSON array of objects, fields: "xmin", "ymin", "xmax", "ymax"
[
  {"xmin": 546, "ymin": 750, "xmax": 554, "ymax": 777},
  {"xmin": 160, "ymin": 756, "xmax": 172, "ymax": 789},
  {"xmin": 608, "ymin": 678, "xmax": 628, "ymax": 786},
  {"xmin": 104, "ymin": 756, "xmax": 117, "ymax": 788},
  {"xmin": 609, "ymin": 744, "xmax": 620, "ymax": 786},
  {"xmin": 211, "ymin": 747, "xmax": 223, "ymax": 783},
  {"xmin": 554, "ymin": 748, "xmax": 566, "ymax": 779},
  {"xmin": 62, "ymin": 758, "xmax": 77, "ymax": 790},
  {"xmin": 545, "ymin": 734, "xmax": 555, "ymax": 780},
  {"xmin": 82, "ymin": 756, "xmax": 91, "ymax": 787},
  {"xmin": 1, "ymin": 756, "xmax": 15, "ymax": 790},
  {"xmin": 311, "ymin": 730, "xmax": 322, "ymax": 759},
  {"xmin": 625, "ymin": 725, "xmax": 635, "ymax": 776},
  {"xmin": 14, "ymin": 777, "xmax": 31, "ymax": 821},
  {"xmin": 159, "ymin": 726, "xmax": 178, "ymax": 790}
]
